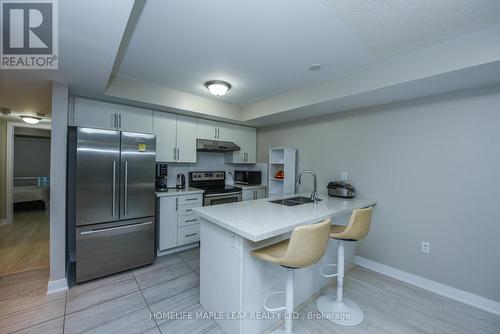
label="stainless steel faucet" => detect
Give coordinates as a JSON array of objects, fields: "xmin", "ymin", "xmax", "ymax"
[{"xmin": 296, "ymin": 170, "xmax": 319, "ymax": 204}]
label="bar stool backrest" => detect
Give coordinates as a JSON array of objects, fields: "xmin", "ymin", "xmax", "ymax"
[
  {"xmin": 282, "ymin": 219, "xmax": 331, "ymax": 269},
  {"xmin": 340, "ymin": 207, "xmax": 373, "ymax": 241}
]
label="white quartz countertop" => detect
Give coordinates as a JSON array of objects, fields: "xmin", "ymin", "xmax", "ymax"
[
  {"xmin": 156, "ymin": 187, "xmax": 204, "ymax": 197},
  {"xmin": 192, "ymin": 193, "xmax": 377, "ymax": 242}
]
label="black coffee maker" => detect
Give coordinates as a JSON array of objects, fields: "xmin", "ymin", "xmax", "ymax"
[{"xmin": 155, "ymin": 163, "xmax": 168, "ymax": 192}]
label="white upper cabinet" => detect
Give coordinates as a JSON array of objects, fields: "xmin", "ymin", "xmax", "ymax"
[
  {"xmin": 154, "ymin": 112, "xmax": 197, "ymax": 163},
  {"xmin": 225, "ymin": 125, "xmax": 257, "ymax": 164},
  {"xmin": 216, "ymin": 122, "xmax": 234, "ymax": 142},
  {"xmin": 196, "ymin": 119, "xmax": 217, "ymax": 140},
  {"xmin": 154, "ymin": 112, "xmax": 177, "ymax": 162},
  {"xmin": 116, "ymin": 105, "xmax": 153, "ymax": 133},
  {"xmin": 73, "ymin": 97, "xmax": 117, "ymax": 130},
  {"xmin": 195, "ymin": 119, "xmax": 234, "ymax": 142},
  {"xmin": 73, "ymin": 97, "xmax": 153, "ymax": 133},
  {"xmin": 176, "ymin": 116, "xmax": 197, "ymax": 163}
]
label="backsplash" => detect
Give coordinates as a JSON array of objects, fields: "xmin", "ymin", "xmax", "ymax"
[{"xmin": 166, "ymin": 152, "xmax": 268, "ymax": 188}]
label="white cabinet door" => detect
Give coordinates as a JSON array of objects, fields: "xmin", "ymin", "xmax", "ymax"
[
  {"xmin": 74, "ymin": 97, "xmax": 117, "ymax": 130},
  {"xmin": 176, "ymin": 115, "xmax": 197, "ymax": 163},
  {"xmin": 197, "ymin": 119, "xmax": 217, "ymax": 140},
  {"xmin": 225, "ymin": 124, "xmax": 244, "ymax": 163},
  {"xmin": 242, "ymin": 187, "xmax": 266, "ymax": 201},
  {"xmin": 216, "ymin": 122, "xmax": 233, "ymax": 142},
  {"xmin": 242, "ymin": 126, "xmax": 257, "ymax": 163},
  {"xmin": 117, "ymin": 105, "xmax": 153, "ymax": 133},
  {"xmin": 154, "ymin": 112, "xmax": 177, "ymax": 162},
  {"xmin": 158, "ymin": 197, "xmax": 178, "ymax": 250}
]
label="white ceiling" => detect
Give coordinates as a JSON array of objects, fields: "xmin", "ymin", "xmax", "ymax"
[
  {"xmin": 2, "ymin": 0, "xmax": 500, "ymax": 126},
  {"xmin": 116, "ymin": 0, "xmax": 500, "ymax": 107}
]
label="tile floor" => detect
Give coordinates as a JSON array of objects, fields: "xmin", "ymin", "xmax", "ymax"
[{"xmin": 0, "ymin": 246, "xmax": 499, "ymax": 334}]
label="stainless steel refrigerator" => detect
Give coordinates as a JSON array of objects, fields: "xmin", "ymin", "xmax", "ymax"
[{"xmin": 75, "ymin": 127, "xmax": 156, "ymax": 283}]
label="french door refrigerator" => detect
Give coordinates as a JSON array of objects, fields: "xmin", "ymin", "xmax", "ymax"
[{"xmin": 75, "ymin": 127, "xmax": 156, "ymax": 283}]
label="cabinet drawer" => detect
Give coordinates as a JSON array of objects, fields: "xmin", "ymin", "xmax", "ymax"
[
  {"xmin": 178, "ymin": 205, "xmax": 200, "ymax": 216},
  {"xmin": 178, "ymin": 224, "xmax": 200, "ymax": 246},
  {"xmin": 178, "ymin": 214, "xmax": 200, "ymax": 227},
  {"xmin": 178, "ymin": 194, "xmax": 202, "ymax": 206}
]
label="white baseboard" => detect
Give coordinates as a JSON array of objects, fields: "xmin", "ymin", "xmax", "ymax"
[
  {"xmin": 156, "ymin": 242, "xmax": 199, "ymax": 257},
  {"xmin": 47, "ymin": 278, "xmax": 68, "ymax": 295},
  {"xmin": 0, "ymin": 218, "xmax": 10, "ymax": 226},
  {"xmin": 354, "ymin": 256, "xmax": 500, "ymax": 316}
]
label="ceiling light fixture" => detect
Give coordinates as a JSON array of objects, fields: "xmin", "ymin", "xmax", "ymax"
[
  {"xmin": 20, "ymin": 115, "xmax": 42, "ymax": 124},
  {"xmin": 205, "ymin": 80, "xmax": 231, "ymax": 96},
  {"xmin": 309, "ymin": 64, "xmax": 321, "ymax": 71}
]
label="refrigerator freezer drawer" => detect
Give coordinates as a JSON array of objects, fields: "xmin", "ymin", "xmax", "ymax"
[{"xmin": 76, "ymin": 218, "xmax": 154, "ymax": 283}]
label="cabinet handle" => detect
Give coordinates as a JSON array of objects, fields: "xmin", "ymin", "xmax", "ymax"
[
  {"xmin": 175, "ymin": 197, "xmax": 178, "ymax": 211},
  {"xmin": 185, "ymin": 209, "xmax": 192, "ymax": 212},
  {"xmin": 214, "ymin": 127, "xmax": 217, "ymax": 139},
  {"xmin": 173, "ymin": 148, "xmax": 176, "ymax": 160},
  {"xmin": 185, "ymin": 218, "xmax": 197, "ymax": 223},
  {"xmin": 185, "ymin": 198, "xmax": 198, "ymax": 201},
  {"xmin": 185, "ymin": 233, "xmax": 197, "ymax": 237},
  {"xmin": 113, "ymin": 114, "xmax": 117, "ymax": 128},
  {"xmin": 118, "ymin": 114, "xmax": 121, "ymax": 129},
  {"xmin": 253, "ymin": 190, "xmax": 257, "ymax": 200},
  {"xmin": 177, "ymin": 148, "xmax": 180, "ymax": 160}
]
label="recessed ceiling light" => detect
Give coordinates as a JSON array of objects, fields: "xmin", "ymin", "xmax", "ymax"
[
  {"xmin": 309, "ymin": 64, "xmax": 321, "ymax": 71},
  {"xmin": 20, "ymin": 115, "xmax": 42, "ymax": 124},
  {"xmin": 205, "ymin": 80, "xmax": 231, "ymax": 96}
]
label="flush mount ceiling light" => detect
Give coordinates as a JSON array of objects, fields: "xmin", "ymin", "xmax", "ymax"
[
  {"xmin": 205, "ymin": 80, "xmax": 231, "ymax": 96},
  {"xmin": 20, "ymin": 115, "xmax": 42, "ymax": 124}
]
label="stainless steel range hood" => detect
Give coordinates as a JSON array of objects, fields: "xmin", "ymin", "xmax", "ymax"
[{"xmin": 196, "ymin": 139, "xmax": 240, "ymax": 152}]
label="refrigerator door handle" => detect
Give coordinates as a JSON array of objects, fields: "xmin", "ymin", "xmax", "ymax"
[
  {"xmin": 112, "ymin": 161, "xmax": 116, "ymax": 217},
  {"xmin": 124, "ymin": 161, "xmax": 128, "ymax": 216},
  {"xmin": 79, "ymin": 221, "xmax": 153, "ymax": 236}
]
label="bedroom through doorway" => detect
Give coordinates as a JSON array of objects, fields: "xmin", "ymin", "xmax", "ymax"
[{"xmin": 0, "ymin": 122, "xmax": 51, "ymax": 276}]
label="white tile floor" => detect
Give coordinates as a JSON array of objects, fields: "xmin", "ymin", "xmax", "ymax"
[{"xmin": 0, "ymin": 247, "xmax": 499, "ymax": 334}]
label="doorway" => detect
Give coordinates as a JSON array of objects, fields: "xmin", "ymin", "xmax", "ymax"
[{"xmin": 0, "ymin": 122, "xmax": 51, "ymax": 275}]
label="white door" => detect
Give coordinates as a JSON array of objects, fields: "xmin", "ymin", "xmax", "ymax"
[
  {"xmin": 197, "ymin": 119, "xmax": 217, "ymax": 140},
  {"xmin": 226, "ymin": 124, "xmax": 244, "ymax": 163},
  {"xmin": 74, "ymin": 97, "xmax": 117, "ymax": 130},
  {"xmin": 176, "ymin": 115, "xmax": 197, "ymax": 163},
  {"xmin": 117, "ymin": 105, "xmax": 153, "ymax": 133},
  {"xmin": 216, "ymin": 122, "xmax": 233, "ymax": 142},
  {"xmin": 154, "ymin": 112, "xmax": 177, "ymax": 162},
  {"xmin": 242, "ymin": 126, "xmax": 257, "ymax": 163},
  {"xmin": 158, "ymin": 197, "xmax": 178, "ymax": 250}
]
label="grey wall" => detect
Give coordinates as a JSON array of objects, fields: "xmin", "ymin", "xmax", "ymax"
[
  {"xmin": 49, "ymin": 82, "xmax": 68, "ymax": 284},
  {"xmin": 14, "ymin": 136, "xmax": 51, "ymax": 177},
  {"xmin": 256, "ymin": 86, "xmax": 500, "ymax": 302},
  {"xmin": 0, "ymin": 118, "xmax": 6, "ymax": 220}
]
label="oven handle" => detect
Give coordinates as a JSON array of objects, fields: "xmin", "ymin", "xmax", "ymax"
[{"xmin": 204, "ymin": 191, "xmax": 242, "ymax": 198}]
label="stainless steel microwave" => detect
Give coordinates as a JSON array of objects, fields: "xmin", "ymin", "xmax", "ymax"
[{"xmin": 234, "ymin": 170, "xmax": 261, "ymax": 185}]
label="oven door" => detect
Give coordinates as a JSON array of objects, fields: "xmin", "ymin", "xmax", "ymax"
[{"xmin": 204, "ymin": 192, "xmax": 242, "ymax": 206}]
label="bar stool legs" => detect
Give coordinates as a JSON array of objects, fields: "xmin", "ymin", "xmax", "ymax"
[
  {"xmin": 263, "ymin": 268, "xmax": 295, "ymax": 334},
  {"xmin": 316, "ymin": 240, "xmax": 364, "ymax": 326}
]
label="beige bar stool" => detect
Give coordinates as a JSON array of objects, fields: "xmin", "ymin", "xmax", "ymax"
[
  {"xmin": 251, "ymin": 219, "xmax": 331, "ymax": 334},
  {"xmin": 316, "ymin": 207, "xmax": 373, "ymax": 326}
]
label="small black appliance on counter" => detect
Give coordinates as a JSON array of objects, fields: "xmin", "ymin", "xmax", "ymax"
[
  {"xmin": 327, "ymin": 181, "xmax": 355, "ymax": 198},
  {"xmin": 234, "ymin": 170, "xmax": 262, "ymax": 185},
  {"xmin": 155, "ymin": 163, "xmax": 168, "ymax": 192}
]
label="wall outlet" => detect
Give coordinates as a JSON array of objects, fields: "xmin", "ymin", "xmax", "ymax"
[
  {"xmin": 341, "ymin": 172, "xmax": 348, "ymax": 181},
  {"xmin": 421, "ymin": 241, "xmax": 430, "ymax": 254}
]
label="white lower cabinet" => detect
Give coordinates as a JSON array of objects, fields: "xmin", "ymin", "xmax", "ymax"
[
  {"xmin": 157, "ymin": 193, "xmax": 203, "ymax": 253},
  {"xmin": 158, "ymin": 196, "xmax": 178, "ymax": 251},
  {"xmin": 242, "ymin": 187, "xmax": 266, "ymax": 201}
]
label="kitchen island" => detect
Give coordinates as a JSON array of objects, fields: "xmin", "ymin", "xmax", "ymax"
[{"xmin": 192, "ymin": 194, "xmax": 376, "ymax": 334}]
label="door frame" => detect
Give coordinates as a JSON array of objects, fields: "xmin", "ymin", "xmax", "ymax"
[{"xmin": 5, "ymin": 122, "xmax": 51, "ymax": 225}]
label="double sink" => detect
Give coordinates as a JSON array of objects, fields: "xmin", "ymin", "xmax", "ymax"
[{"xmin": 269, "ymin": 196, "xmax": 322, "ymax": 206}]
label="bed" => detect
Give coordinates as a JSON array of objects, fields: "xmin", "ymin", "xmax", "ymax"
[{"xmin": 13, "ymin": 178, "xmax": 50, "ymax": 212}]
